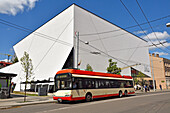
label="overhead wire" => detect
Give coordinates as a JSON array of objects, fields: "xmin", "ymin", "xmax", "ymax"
[
  {"xmin": 88, "ymin": 23, "xmax": 167, "ymax": 42},
  {"xmin": 0, "ymin": 15, "xmax": 166, "ymax": 70},
  {"xmin": 135, "ymin": 0, "xmax": 170, "ymax": 51},
  {"xmin": 119, "ymin": 0, "xmax": 170, "ymax": 55},
  {"xmin": 34, "ymin": 18, "xmax": 73, "ymax": 70},
  {"xmin": 78, "ymin": 39, "xmax": 131, "ymax": 67},
  {"xmin": 0, "ymin": 17, "xmax": 169, "ymax": 49},
  {"xmin": 80, "ymin": 14, "xmax": 170, "ymax": 36},
  {"xmin": 0, "ymin": 17, "xmax": 134, "ymax": 67},
  {"xmin": 0, "ymin": 18, "xmax": 168, "ymax": 54},
  {"xmin": 0, "ymin": 17, "xmax": 133, "ymax": 70},
  {"xmin": 0, "ymin": 19, "xmax": 73, "ymax": 47},
  {"xmin": 78, "ymin": 39, "xmax": 168, "ymax": 73},
  {"xmin": 88, "ymin": 12, "xmax": 108, "ymax": 54}
]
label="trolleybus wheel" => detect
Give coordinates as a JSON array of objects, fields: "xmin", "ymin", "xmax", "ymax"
[
  {"xmin": 85, "ymin": 93, "xmax": 92, "ymax": 102},
  {"xmin": 124, "ymin": 90, "xmax": 128, "ymax": 97},
  {"xmin": 119, "ymin": 91, "xmax": 123, "ymax": 98}
]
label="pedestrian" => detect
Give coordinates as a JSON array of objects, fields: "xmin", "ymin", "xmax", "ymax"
[
  {"xmin": 134, "ymin": 85, "xmax": 137, "ymax": 91},
  {"xmin": 148, "ymin": 85, "xmax": 150, "ymax": 92},
  {"xmin": 159, "ymin": 84, "xmax": 162, "ymax": 91},
  {"xmin": 144, "ymin": 85, "xmax": 147, "ymax": 92},
  {"xmin": 11, "ymin": 82, "xmax": 14, "ymax": 93}
]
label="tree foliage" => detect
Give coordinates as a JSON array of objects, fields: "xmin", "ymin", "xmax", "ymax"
[
  {"xmin": 107, "ymin": 59, "xmax": 121, "ymax": 75},
  {"xmin": 20, "ymin": 51, "xmax": 34, "ymax": 102},
  {"xmin": 85, "ymin": 64, "xmax": 93, "ymax": 71},
  {"xmin": 134, "ymin": 71, "xmax": 146, "ymax": 86},
  {"xmin": 136, "ymin": 72, "xmax": 145, "ymax": 78}
]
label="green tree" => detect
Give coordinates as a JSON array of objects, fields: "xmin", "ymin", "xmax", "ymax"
[
  {"xmin": 85, "ymin": 64, "xmax": 93, "ymax": 71},
  {"xmin": 136, "ymin": 72, "xmax": 146, "ymax": 86},
  {"xmin": 107, "ymin": 59, "xmax": 121, "ymax": 74},
  {"xmin": 20, "ymin": 51, "xmax": 34, "ymax": 102},
  {"xmin": 133, "ymin": 78, "xmax": 139, "ymax": 85}
]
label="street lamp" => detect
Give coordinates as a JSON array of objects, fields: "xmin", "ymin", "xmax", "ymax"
[{"xmin": 166, "ymin": 23, "xmax": 170, "ymax": 27}]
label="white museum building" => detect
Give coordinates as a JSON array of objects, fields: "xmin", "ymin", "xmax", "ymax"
[{"xmin": 0, "ymin": 4, "xmax": 151, "ymax": 91}]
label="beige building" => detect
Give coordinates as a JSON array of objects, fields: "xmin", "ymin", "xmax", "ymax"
[{"xmin": 145, "ymin": 53, "xmax": 170, "ymax": 89}]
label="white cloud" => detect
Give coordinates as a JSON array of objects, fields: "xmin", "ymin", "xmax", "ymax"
[
  {"xmin": 0, "ymin": 0, "xmax": 39, "ymax": 16},
  {"xmin": 134, "ymin": 30, "xmax": 147, "ymax": 34},
  {"xmin": 154, "ymin": 52, "xmax": 168, "ymax": 56},
  {"xmin": 142, "ymin": 31, "xmax": 170, "ymax": 40}
]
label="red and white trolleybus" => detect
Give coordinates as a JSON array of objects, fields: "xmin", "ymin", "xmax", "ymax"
[{"xmin": 53, "ymin": 69, "xmax": 135, "ymax": 102}]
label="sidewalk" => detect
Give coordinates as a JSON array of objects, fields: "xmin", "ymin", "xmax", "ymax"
[
  {"xmin": 0, "ymin": 93, "xmax": 55, "ymax": 109},
  {"xmin": 135, "ymin": 89, "xmax": 170, "ymax": 94}
]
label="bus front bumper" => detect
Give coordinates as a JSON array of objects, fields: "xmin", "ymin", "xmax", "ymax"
[
  {"xmin": 53, "ymin": 96, "xmax": 72, "ymax": 101},
  {"xmin": 53, "ymin": 95, "xmax": 86, "ymax": 101}
]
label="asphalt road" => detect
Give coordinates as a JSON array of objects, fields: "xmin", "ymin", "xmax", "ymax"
[{"xmin": 1, "ymin": 91, "xmax": 170, "ymax": 113}]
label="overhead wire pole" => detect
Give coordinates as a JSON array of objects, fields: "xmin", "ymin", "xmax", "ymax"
[{"xmin": 151, "ymin": 55, "xmax": 156, "ymax": 91}]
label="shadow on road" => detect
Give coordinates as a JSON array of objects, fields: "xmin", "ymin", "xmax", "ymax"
[{"xmin": 55, "ymin": 95, "xmax": 136, "ymax": 105}]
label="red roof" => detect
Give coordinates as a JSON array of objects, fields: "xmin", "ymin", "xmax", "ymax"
[{"xmin": 57, "ymin": 69, "xmax": 132, "ymax": 79}]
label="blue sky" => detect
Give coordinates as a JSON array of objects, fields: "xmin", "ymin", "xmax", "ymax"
[{"xmin": 0, "ymin": 0, "xmax": 169, "ymax": 61}]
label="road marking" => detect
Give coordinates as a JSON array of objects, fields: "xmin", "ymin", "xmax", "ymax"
[{"xmin": 35, "ymin": 92, "xmax": 170, "ymax": 113}]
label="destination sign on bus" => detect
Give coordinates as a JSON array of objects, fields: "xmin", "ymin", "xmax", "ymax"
[{"xmin": 56, "ymin": 74, "xmax": 69, "ymax": 78}]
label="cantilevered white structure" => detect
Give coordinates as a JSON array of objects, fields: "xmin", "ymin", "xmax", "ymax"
[{"xmin": 0, "ymin": 4, "xmax": 151, "ymax": 91}]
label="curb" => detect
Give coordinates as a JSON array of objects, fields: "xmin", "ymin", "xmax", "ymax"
[{"xmin": 0, "ymin": 100, "xmax": 56, "ymax": 110}]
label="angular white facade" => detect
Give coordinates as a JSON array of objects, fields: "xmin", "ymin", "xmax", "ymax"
[
  {"xmin": 74, "ymin": 5, "xmax": 151, "ymax": 77},
  {"xmin": 0, "ymin": 4, "xmax": 151, "ymax": 91}
]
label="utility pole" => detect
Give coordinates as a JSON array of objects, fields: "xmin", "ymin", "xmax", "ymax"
[
  {"xmin": 151, "ymin": 55, "xmax": 156, "ymax": 91},
  {"xmin": 74, "ymin": 31, "xmax": 79, "ymax": 69},
  {"xmin": 77, "ymin": 32, "xmax": 79, "ymax": 69}
]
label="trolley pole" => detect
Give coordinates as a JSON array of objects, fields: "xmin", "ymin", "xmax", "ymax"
[{"xmin": 151, "ymin": 55, "xmax": 156, "ymax": 91}]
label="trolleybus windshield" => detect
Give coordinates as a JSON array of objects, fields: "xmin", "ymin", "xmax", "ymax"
[{"xmin": 55, "ymin": 73, "xmax": 72, "ymax": 90}]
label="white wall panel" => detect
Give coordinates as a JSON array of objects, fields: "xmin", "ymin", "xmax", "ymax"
[
  {"xmin": 74, "ymin": 5, "xmax": 151, "ymax": 77},
  {"xmin": 0, "ymin": 5, "xmax": 74, "ymax": 91}
]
